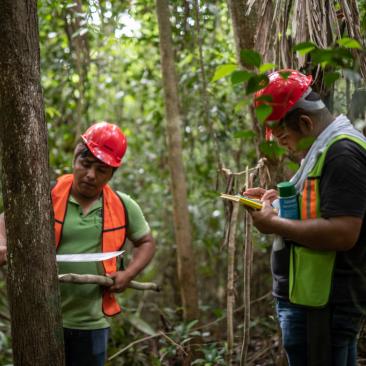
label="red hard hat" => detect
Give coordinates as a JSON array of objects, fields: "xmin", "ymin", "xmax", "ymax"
[
  {"xmin": 254, "ymin": 69, "xmax": 313, "ymax": 122},
  {"xmin": 81, "ymin": 122, "xmax": 127, "ymax": 167}
]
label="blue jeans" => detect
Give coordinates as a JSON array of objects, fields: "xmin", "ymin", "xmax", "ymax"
[
  {"xmin": 64, "ymin": 328, "xmax": 109, "ymax": 366},
  {"xmin": 276, "ymin": 299, "xmax": 362, "ymax": 366}
]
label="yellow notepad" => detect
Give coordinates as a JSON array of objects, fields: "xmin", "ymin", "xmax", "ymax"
[{"xmin": 220, "ymin": 193, "xmax": 263, "ymax": 210}]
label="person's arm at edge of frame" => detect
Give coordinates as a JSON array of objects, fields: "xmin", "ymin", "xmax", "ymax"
[
  {"xmin": 247, "ymin": 199, "xmax": 362, "ymax": 252},
  {"xmin": 0, "ymin": 213, "xmax": 7, "ymax": 266},
  {"xmin": 107, "ymin": 232, "xmax": 156, "ymax": 292}
]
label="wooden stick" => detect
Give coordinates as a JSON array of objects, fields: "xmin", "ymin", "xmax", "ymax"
[
  {"xmin": 58, "ymin": 274, "xmax": 160, "ymax": 292},
  {"xmin": 108, "ymin": 330, "xmax": 187, "ymax": 361},
  {"xmin": 227, "ymin": 200, "xmax": 239, "ymax": 365},
  {"xmin": 240, "ymin": 166, "xmax": 253, "ymax": 366},
  {"xmin": 108, "ymin": 334, "xmax": 160, "ymax": 361},
  {"xmin": 158, "ymin": 330, "xmax": 188, "ymax": 356},
  {"xmin": 220, "ymin": 168, "xmax": 238, "ymax": 365}
]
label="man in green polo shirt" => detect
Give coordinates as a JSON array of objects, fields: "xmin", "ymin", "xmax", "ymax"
[
  {"xmin": 0, "ymin": 121, "xmax": 156, "ymax": 366},
  {"xmin": 58, "ymin": 192, "xmax": 151, "ymax": 331}
]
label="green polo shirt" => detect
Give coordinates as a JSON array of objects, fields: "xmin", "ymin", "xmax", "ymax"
[{"xmin": 57, "ymin": 191, "xmax": 150, "ymax": 330}]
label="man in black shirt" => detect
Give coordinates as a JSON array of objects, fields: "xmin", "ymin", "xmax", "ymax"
[{"xmin": 245, "ymin": 69, "xmax": 366, "ymax": 366}]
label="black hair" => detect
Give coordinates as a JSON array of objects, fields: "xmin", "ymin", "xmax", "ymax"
[
  {"xmin": 74, "ymin": 142, "xmax": 118, "ymax": 174},
  {"xmin": 80, "ymin": 146, "xmax": 91, "ymax": 158},
  {"xmin": 73, "ymin": 142, "xmax": 92, "ymax": 161},
  {"xmin": 282, "ymin": 91, "xmax": 327, "ymax": 133}
]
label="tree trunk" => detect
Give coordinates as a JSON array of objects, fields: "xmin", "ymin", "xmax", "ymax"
[
  {"xmin": 227, "ymin": 0, "xmax": 259, "ymax": 67},
  {"xmin": 63, "ymin": 0, "xmax": 90, "ymax": 141},
  {"xmin": 0, "ymin": 1, "xmax": 64, "ymax": 365},
  {"xmin": 155, "ymin": 0, "xmax": 199, "ymax": 321},
  {"xmin": 228, "ymin": 1, "xmax": 285, "ymax": 186},
  {"xmin": 227, "ymin": 1, "xmax": 265, "ymax": 163}
]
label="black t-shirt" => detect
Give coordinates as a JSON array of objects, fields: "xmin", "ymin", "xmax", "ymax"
[{"xmin": 272, "ymin": 138, "xmax": 366, "ymax": 305}]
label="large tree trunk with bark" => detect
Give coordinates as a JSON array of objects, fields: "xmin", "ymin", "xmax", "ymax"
[
  {"xmin": 227, "ymin": 0, "xmax": 259, "ymax": 66},
  {"xmin": 0, "ymin": 1, "xmax": 64, "ymax": 365},
  {"xmin": 156, "ymin": 0, "xmax": 199, "ymax": 322},
  {"xmin": 228, "ymin": 0, "xmax": 284, "ymax": 186},
  {"xmin": 63, "ymin": 0, "xmax": 90, "ymax": 142}
]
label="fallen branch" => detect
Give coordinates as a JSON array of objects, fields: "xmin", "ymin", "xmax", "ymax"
[
  {"xmin": 107, "ymin": 291, "xmax": 272, "ymax": 362},
  {"xmin": 58, "ymin": 273, "xmax": 160, "ymax": 292},
  {"xmin": 158, "ymin": 330, "xmax": 188, "ymax": 356},
  {"xmin": 108, "ymin": 329, "xmax": 188, "ymax": 361},
  {"xmin": 108, "ymin": 334, "xmax": 160, "ymax": 361},
  {"xmin": 247, "ymin": 338, "xmax": 278, "ymax": 365}
]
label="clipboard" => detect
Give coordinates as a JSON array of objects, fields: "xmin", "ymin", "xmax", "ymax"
[{"xmin": 220, "ymin": 193, "xmax": 263, "ymax": 210}]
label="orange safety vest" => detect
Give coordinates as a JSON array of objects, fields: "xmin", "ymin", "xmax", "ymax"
[{"xmin": 52, "ymin": 174, "xmax": 127, "ymax": 316}]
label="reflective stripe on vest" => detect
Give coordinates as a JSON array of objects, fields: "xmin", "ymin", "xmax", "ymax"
[
  {"xmin": 301, "ymin": 134, "xmax": 366, "ymax": 220},
  {"xmin": 301, "ymin": 177, "xmax": 319, "ymax": 219},
  {"xmin": 51, "ymin": 174, "xmax": 127, "ymax": 316}
]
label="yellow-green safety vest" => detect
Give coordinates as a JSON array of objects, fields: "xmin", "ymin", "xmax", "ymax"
[{"xmin": 289, "ymin": 135, "xmax": 366, "ymax": 307}]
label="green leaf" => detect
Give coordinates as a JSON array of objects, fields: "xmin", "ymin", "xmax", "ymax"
[
  {"xmin": 255, "ymin": 104, "xmax": 273, "ymax": 123},
  {"xmin": 279, "ymin": 71, "xmax": 291, "ymax": 79},
  {"xmin": 186, "ymin": 319, "xmax": 199, "ymax": 331},
  {"xmin": 128, "ymin": 315, "xmax": 156, "ymax": 336},
  {"xmin": 240, "ymin": 49, "xmax": 261, "ymax": 68},
  {"xmin": 255, "ymin": 94, "xmax": 273, "ymax": 103},
  {"xmin": 259, "ymin": 63, "xmax": 276, "ymax": 73},
  {"xmin": 71, "ymin": 73, "xmax": 80, "ymax": 83},
  {"xmin": 324, "ymin": 72, "xmax": 340, "ymax": 87},
  {"xmin": 293, "ymin": 42, "xmax": 317, "ymax": 56},
  {"xmin": 233, "ymin": 130, "xmax": 256, "ymax": 139},
  {"xmin": 246, "ymin": 74, "xmax": 269, "ymax": 94},
  {"xmin": 296, "ymin": 136, "xmax": 315, "ymax": 151},
  {"xmin": 191, "ymin": 359, "xmax": 206, "ymax": 365},
  {"xmin": 234, "ymin": 98, "xmax": 251, "ymax": 112},
  {"xmin": 178, "ymin": 53, "xmax": 193, "ymax": 67},
  {"xmin": 312, "ymin": 48, "xmax": 353, "ymax": 68},
  {"xmin": 45, "ymin": 106, "xmax": 61, "ymax": 119},
  {"xmin": 211, "ymin": 64, "xmax": 237, "ymax": 82},
  {"xmin": 230, "ymin": 70, "xmax": 252, "ymax": 85},
  {"xmin": 259, "ymin": 141, "xmax": 286, "ymax": 158},
  {"xmin": 213, "ymin": 308, "xmax": 224, "ymax": 318},
  {"xmin": 337, "ymin": 37, "xmax": 362, "ymax": 49},
  {"xmin": 286, "ymin": 161, "xmax": 300, "ymax": 172},
  {"xmin": 204, "ymin": 190, "xmax": 222, "ymax": 199},
  {"xmin": 311, "ymin": 49, "xmax": 332, "ymax": 64}
]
